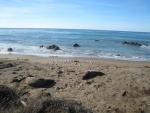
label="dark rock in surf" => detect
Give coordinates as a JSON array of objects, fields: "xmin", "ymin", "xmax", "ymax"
[
  {"xmin": 83, "ymin": 70, "xmax": 105, "ymax": 80},
  {"xmin": 73, "ymin": 43, "xmax": 80, "ymax": 47},
  {"xmin": 29, "ymin": 78, "xmax": 56, "ymax": 88},
  {"xmin": 122, "ymin": 41, "xmax": 142, "ymax": 47},
  {"xmin": 8, "ymin": 48, "xmax": 13, "ymax": 52},
  {"xmin": 95, "ymin": 40, "xmax": 99, "ymax": 42},
  {"xmin": 54, "ymin": 46, "xmax": 61, "ymax": 51},
  {"xmin": 46, "ymin": 45, "xmax": 61, "ymax": 51},
  {"xmin": 116, "ymin": 54, "xmax": 121, "ymax": 56},
  {"xmin": 40, "ymin": 45, "xmax": 43, "ymax": 48}
]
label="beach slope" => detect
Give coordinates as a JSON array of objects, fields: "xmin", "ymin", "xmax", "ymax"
[{"xmin": 0, "ymin": 55, "xmax": 150, "ymax": 113}]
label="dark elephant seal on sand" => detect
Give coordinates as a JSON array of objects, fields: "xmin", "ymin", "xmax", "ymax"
[{"xmin": 0, "ymin": 85, "xmax": 26, "ymax": 110}]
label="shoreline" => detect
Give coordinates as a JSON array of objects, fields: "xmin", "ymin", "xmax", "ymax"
[{"xmin": 0, "ymin": 54, "xmax": 150, "ymax": 64}]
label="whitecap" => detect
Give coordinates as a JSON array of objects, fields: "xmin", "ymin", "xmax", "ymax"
[{"xmin": 141, "ymin": 45, "xmax": 150, "ymax": 50}]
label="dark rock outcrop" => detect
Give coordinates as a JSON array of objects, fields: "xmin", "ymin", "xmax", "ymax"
[
  {"xmin": 95, "ymin": 40, "xmax": 99, "ymax": 42},
  {"xmin": 82, "ymin": 70, "xmax": 105, "ymax": 80},
  {"xmin": 122, "ymin": 41, "xmax": 142, "ymax": 47},
  {"xmin": 73, "ymin": 43, "xmax": 80, "ymax": 47},
  {"xmin": 29, "ymin": 78, "xmax": 56, "ymax": 88},
  {"xmin": 46, "ymin": 45, "xmax": 61, "ymax": 51},
  {"xmin": 8, "ymin": 48, "xmax": 13, "ymax": 52}
]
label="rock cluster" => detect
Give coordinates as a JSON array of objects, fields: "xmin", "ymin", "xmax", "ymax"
[
  {"xmin": 122, "ymin": 41, "xmax": 142, "ymax": 47},
  {"xmin": 46, "ymin": 45, "xmax": 61, "ymax": 51}
]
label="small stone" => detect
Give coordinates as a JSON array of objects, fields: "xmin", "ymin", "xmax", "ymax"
[
  {"xmin": 67, "ymin": 70, "xmax": 75, "ymax": 73},
  {"xmin": 41, "ymin": 92, "xmax": 51, "ymax": 98},
  {"xmin": 86, "ymin": 81, "xmax": 93, "ymax": 85},
  {"xmin": 74, "ymin": 60, "xmax": 79, "ymax": 63},
  {"xmin": 12, "ymin": 72, "xmax": 17, "ymax": 74},
  {"xmin": 58, "ymin": 70, "xmax": 63, "ymax": 74},
  {"xmin": 12, "ymin": 76, "xmax": 26, "ymax": 83},
  {"xmin": 56, "ymin": 87, "xmax": 61, "ymax": 90},
  {"xmin": 122, "ymin": 91, "xmax": 128, "ymax": 96}
]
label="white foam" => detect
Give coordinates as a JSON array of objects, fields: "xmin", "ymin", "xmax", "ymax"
[
  {"xmin": 141, "ymin": 45, "xmax": 150, "ymax": 50},
  {"xmin": 0, "ymin": 43, "xmax": 149, "ymax": 61}
]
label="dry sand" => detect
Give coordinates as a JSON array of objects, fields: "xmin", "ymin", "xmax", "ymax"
[{"xmin": 0, "ymin": 54, "xmax": 150, "ymax": 113}]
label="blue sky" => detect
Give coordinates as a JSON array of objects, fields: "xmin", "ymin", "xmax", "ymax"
[{"xmin": 0, "ymin": 0, "xmax": 150, "ymax": 32}]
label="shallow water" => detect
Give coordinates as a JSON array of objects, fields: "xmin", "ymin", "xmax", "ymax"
[{"xmin": 0, "ymin": 28, "xmax": 150, "ymax": 61}]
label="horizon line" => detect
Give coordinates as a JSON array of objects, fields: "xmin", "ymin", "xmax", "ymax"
[{"xmin": 0, "ymin": 27, "xmax": 149, "ymax": 33}]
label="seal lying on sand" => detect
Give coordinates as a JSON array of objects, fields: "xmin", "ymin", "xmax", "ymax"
[
  {"xmin": 23, "ymin": 97, "xmax": 93, "ymax": 113},
  {"xmin": 0, "ymin": 85, "xmax": 93, "ymax": 113},
  {"xmin": 0, "ymin": 85, "xmax": 26, "ymax": 110}
]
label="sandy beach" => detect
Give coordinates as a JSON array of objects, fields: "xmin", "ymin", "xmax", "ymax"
[{"xmin": 0, "ymin": 54, "xmax": 150, "ymax": 113}]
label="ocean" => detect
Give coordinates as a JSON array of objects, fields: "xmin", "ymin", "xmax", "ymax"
[{"xmin": 0, "ymin": 28, "xmax": 150, "ymax": 61}]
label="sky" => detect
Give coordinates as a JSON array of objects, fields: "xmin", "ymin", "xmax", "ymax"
[{"xmin": 0, "ymin": 0, "xmax": 150, "ymax": 32}]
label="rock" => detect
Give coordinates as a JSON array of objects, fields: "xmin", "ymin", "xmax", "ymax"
[
  {"xmin": 144, "ymin": 66, "xmax": 150, "ymax": 68},
  {"xmin": 54, "ymin": 46, "xmax": 60, "ymax": 51},
  {"xmin": 12, "ymin": 76, "xmax": 26, "ymax": 83},
  {"xmin": 46, "ymin": 44, "xmax": 61, "ymax": 51},
  {"xmin": 12, "ymin": 71, "xmax": 17, "ymax": 74},
  {"xmin": 40, "ymin": 45, "xmax": 44, "ymax": 48},
  {"xmin": 122, "ymin": 91, "xmax": 128, "ymax": 96},
  {"xmin": 122, "ymin": 41, "xmax": 142, "ymax": 47},
  {"xmin": 95, "ymin": 40, "xmax": 99, "ymax": 41},
  {"xmin": 40, "ymin": 92, "xmax": 51, "ymax": 98},
  {"xmin": 86, "ymin": 81, "xmax": 93, "ymax": 85},
  {"xmin": 0, "ymin": 85, "xmax": 22, "ymax": 108},
  {"xmin": 116, "ymin": 54, "xmax": 121, "ymax": 56},
  {"xmin": 67, "ymin": 70, "xmax": 75, "ymax": 73},
  {"xmin": 74, "ymin": 60, "xmax": 79, "ymax": 63},
  {"xmin": 57, "ymin": 70, "xmax": 63, "ymax": 74},
  {"xmin": 143, "ymin": 89, "xmax": 150, "ymax": 95},
  {"xmin": 8, "ymin": 48, "xmax": 13, "ymax": 52},
  {"xmin": 73, "ymin": 43, "xmax": 80, "ymax": 47},
  {"xmin": 82, "ymin": 70, "xmax": 105, "ymax": 80},
  {"xmin": 29, "ymin": 78, "xmax": 56, "ymax": 88}
]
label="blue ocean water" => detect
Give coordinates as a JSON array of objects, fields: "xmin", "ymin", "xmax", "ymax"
[{"xmin": 0, "ymin": 28, "xmax": 150, "ymax": 61}]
